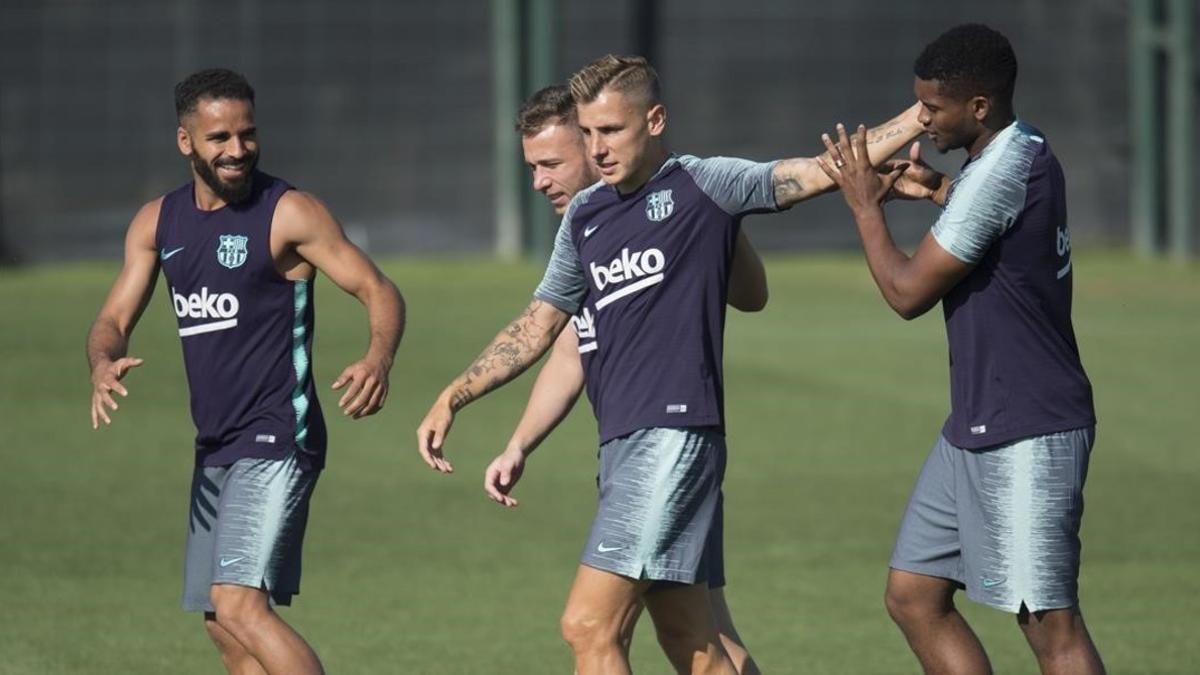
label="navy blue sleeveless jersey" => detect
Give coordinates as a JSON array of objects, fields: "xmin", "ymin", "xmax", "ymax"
[
  {"xmin": 535, "ymin": 155, "xmax": 778, "ymax": 443},
  {"xmin": 155, "ymin": 171, "xmax": 327, "ymax": 469},
  {"xmin": 931, "ymin": 121, "xmax": 1095, "ymax": 449}
]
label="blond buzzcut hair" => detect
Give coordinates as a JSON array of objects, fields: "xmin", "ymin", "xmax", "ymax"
[{"xmin": 569, "ymin": 54, "xmax": 661, "ymax": 107}]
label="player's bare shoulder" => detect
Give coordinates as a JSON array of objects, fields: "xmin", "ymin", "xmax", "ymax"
[
  {"xmin": 127, "ymin": 197, "xmax": 164, "ymax": 250},
  {"xmin": 274, "ymin": 190, "xmax": 341, "ymax": 235}
]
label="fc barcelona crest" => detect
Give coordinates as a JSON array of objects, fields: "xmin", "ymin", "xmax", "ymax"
[
  {"xmin": 216, "ymin": 234, "xmax": 249, "ymax": 269},
  {"xmin": 645, "ymin": 189, "xmax": 674, "ymax": 222}
]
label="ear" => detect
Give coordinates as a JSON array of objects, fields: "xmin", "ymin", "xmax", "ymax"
[
  {"xmin": 646, "ymin": 103, "xmax": 667, "ymax": 137},
  {"xmin": 176, "ymin": 125, "xmax": 193, "ymax": 157},
  {"xmin": 970, "ymin": 95, "xmax": 991, "ymax": 123}
]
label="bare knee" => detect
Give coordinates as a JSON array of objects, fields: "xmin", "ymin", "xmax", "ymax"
[
  {"xmin": 1019, "ymin": 607, "xmax": 1089, "ymax": 657},
  {"xmin": 884, "ymin": 575, "xmax": 954, "ymax": 627},
  {"xmin": 560, "ymin": 608, "xmax": 622, "ymax": 656},
  {"xmin": 210, "ymin": 584, "xmax": 270, "ymax": 640}
]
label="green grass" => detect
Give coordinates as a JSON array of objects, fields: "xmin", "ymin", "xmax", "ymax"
[{"xmin": 0, "ymin": 251, "xmax": 1196, "ymax": 674}]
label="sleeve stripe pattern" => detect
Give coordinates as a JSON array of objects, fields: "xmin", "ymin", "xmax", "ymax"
[
  {"xmin": 532, "ymin": 181, "xmax": 605, "ymax": 315},
  {"xmin": 932, "ymin": 122, "xmax": 1041, "ymax": 265}
]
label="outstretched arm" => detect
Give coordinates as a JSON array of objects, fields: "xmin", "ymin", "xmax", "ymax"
[
  {"xmin": 417, "ymin": 298, "xmax": 571, "ymax": 474},
  {"xmin": 816, "ymin": 124, "xmax": 971, "ymax": 319},
  {"xmin": 484, "ymin": 326, "xmax": 584, "ymax": 506},
  {"xmin": 276, "ymin": 191, "xmax": 405, "ymax": 418},
  {"xmin": 86, "ymin": 200, "xmax": 161, "ymax": 428},
  {"xmin": 772, "ymin": 102, "xmax": 924, "ymax": 209}
]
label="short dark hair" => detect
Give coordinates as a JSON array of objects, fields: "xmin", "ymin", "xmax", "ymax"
[
  {"xmin": 174, "ymin": 68, "xmax": 255, "ymax": 121},
  {"xmin": 516, "ymin": 84, "xmax": 576, "ymax": 136},
  {"xmin": 914, "ymin": 24, "xmax": 1017, "ymax": 105}
]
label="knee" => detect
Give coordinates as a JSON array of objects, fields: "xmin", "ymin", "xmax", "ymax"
[
  {"xmin": 884, "ymin": 580, "xmax": 947, "ymax": 627},
  {"xmin": 654, "ymin": 618, "xmax": 706, "ymax": 658},
  {"xmin": 1019, "ymin": 608, "xmax": 1085, "ymax": 657},
  {"xmin": 210, "ymin": 585, "xmax": 268, "ymax": 639},
  {"xmin": 560, "ymin": 609, "xmax": 620, "ymax": 655}
]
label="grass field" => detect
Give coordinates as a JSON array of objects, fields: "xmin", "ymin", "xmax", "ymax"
[{"xmin": 1, "ymin": 251, "xmax": 1197, "ymax": 674}]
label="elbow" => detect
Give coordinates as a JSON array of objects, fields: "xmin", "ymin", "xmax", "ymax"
[
  {"xmin": 890, "ymin": 296, "xmax": 934, "ymax": 321},
  {"xmin": 729, "ymin": 287, "xmax": 769, "ymax": 313},
  {"xmin": 743, "ymin": 290, "xmax": 769, "ymax": 312}
]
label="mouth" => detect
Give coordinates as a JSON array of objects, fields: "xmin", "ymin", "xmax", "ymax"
[
  {"xmin": 547, "ymin": 192, "xmax": 568, "ymax": 207},
  {"xmin": 596, "ymin": 162, "xmax": 617, "ymax": 176},
  {"xmin": 215, "ymin": 161, "xmax": 249, "ymax": 181}
]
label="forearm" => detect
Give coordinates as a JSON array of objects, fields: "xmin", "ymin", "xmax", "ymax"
[
  {"xmin": 851, "ymin": 206, "xmax": 934, "ymax": 320},
  {"xmin": 506, "ymin": 367, "xmax": 583, "ymax": 457},
  {"xmin": 440, "ymin": 299, "xmax": 567, "ymax": 412},
  {"xmin": 361, "ymin": 277, "xmax": 405, "ymax": 366},
  {"xmin": 774, "ymin": 103, "xmax": 924, "ymax": 207},
  {"xmin": 86, "ymin": 317, "xmax": 128, "ymax": 371}
]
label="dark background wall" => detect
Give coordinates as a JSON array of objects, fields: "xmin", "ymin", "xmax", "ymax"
[{"xmin": 0, "ymin": 0, "xmax": 1149, "ymax": 262}]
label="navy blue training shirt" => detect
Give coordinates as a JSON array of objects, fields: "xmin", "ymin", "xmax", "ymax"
[
  {"xmin": 535, "ymin": 155, "xmax": 778, "ymax": 443},
  {"xmin": 931, "ymin": 121, "xmax": 1095, "ymax": 449},
  {"xmin": 155, "ymin": 171, "xmax": 328, "ymax": 469}
]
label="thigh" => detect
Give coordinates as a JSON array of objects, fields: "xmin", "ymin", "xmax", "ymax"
[
  {"xmin": 183, "ymin": 464, "xmax": 230, "ymax": 612},
  {"xmin": 563, "ymin": 565, "xmax": 650, "ymax": 634},
  {"xmin": 212, "ymin": 455, "xmax": 320, "ymax": 605},
  {"xmin": 889, "ymin": 435, "xmax": 965, "ymax": 586},
  {"xmin": 959, "ymin": 427, "xmax": 1093, "ymax": 613},
  {"xmin": 582, "ymin": 428, "xmax": 725, "ymax": 585}
]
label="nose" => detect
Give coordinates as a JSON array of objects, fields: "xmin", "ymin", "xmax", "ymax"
[
  {"xmin": 533, "ymin": 169, "xmax": 551, "ymax": 192},
  {"xmin": 588, "ymin": 135, "xmax": 605, "ymax": 161},
  {"xmin": 227, "ymin": 136, "xmax": 247, "ymax": 158},
  {"xmin": 917, "ymin": 107, "xmax": 932, "ymax": 127}
]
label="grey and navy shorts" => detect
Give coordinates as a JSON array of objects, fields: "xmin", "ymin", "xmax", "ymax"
[
  {"xmin": 581, "ymin": 427, "xmax": 726, "ymax": 587},
  {"xmin": 890, "ymin": 427, "xmax": 1095, "ymax": 613},
  {"xmin": 182, "ymin": 453, "xmax": 319, "ymax": 612}
]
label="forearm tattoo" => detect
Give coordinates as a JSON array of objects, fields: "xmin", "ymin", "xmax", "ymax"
[
  {"xmin": 772, "ymin": 160, "xmax": 806, "ymax": 204},
  {"xmin": 449, "ymin": 300, "xmax": 555, "ymax": 411}
]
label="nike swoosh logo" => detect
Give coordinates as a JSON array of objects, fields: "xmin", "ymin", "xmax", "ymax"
[
  {"xmin": 219, "ymin": 556, "xmax": 246, "ymax": 568},
  {"xmin": 981, "ymin": 577, "xmax": 1005, "ymax": 588},
  {"xmin": 160, "ymin": 246, "xmax": 185, "ymax": 260},
  {"xmin": 583, "ymin": 225, "xmax": 599, "ymax": 237},
  {"xmin": 596, "ymin": 543, "xmax": 622, "ymax": 553}
]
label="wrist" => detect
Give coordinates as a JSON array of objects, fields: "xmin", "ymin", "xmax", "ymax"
[
  {"xmin": 852, "ymin": 202, "xmax": 885, "ymax": 220},
  {"xmin": 932, "ymin": 175, "xmax": 951, "ymax": 206}
]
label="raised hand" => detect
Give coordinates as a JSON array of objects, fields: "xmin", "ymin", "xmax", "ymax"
[
  {"xmin": 332, "ymin": 357, "xmax": 391, "ymax": 418},
  {"xmin": 816, "ymin": 123, "xmax": 908, "ymax": 215},
  {"xmin": 884, "ymin": 141, "xmax": 949, "ymax": 204},
  {"xmin": 90, "ymin": 356, "xmax": 144, "ymax": 429},
  {"xmin": 483, "ymin": 448, "xmax": 527, "ymax": 507}
]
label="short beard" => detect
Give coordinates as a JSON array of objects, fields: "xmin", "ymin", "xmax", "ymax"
[{"xmin": 191, "ymin": 152, "xmax": 258, "ymax": 205}]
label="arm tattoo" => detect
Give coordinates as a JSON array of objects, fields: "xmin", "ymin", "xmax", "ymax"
[
  {"xmin": 450, "ymin": 300, "xmax": 557, "ymax": 411},
  {"xmin": 772, "ymin": 159, "xmax": 806, "ymax": 205}
]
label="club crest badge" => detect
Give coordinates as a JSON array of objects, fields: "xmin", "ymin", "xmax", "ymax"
[
  {"xmin": 645, "ymin": 189, "xmax": 674, "ymax": 222},
  {"xmin": 216, "ymin": 234, "xmax": 249, "ymax": 269}
]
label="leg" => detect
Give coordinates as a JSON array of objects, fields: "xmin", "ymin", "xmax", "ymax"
[
  {"xmin": 210, "ymin": 583, "xmax": 324, "ymax": 675},
  {"xmin": 617, "ymin": 600, "xmax": 645, "ymax": 661},
  {"xmin": 708, "ymin": 588, "xmax": 760, "ymax": 675},
  {"xmin": 644, "ymin": 582, "xmax": 737, "ymax": 675},
  {"xmin": 204, "ymin": 611, "xmax": 268, "ymax": 675},
  {"xmin": 560, "ymin": 565, "xmax": 649, "ymax": 675},
  {"xmin": 885, "ymin": 569, "xmax": 992, "ymax": 675},
  {"xmin": 1018, "ymin": 606, "xmax": 1105, "ymax": 675}
]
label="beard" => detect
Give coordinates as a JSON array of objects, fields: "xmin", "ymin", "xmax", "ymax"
[{"xmin": 191, "ymin": 151, "xmax": 259, "ymax": 205}]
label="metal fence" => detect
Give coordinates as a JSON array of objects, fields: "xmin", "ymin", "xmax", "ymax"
[{"xmin": 0, "ymin": 0, "xmax": 1184, "ymax": 263}]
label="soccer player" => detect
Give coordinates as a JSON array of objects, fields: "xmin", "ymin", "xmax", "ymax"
[
  {"xmin": 86, "ymin": 68, "xmax": 404, "ymax": 675},
  {"xmin": 417, "ymin": 55, "xmax": 923, "ymax": 674},
  {"xmin": 493, "ymin": 83, "xmax": 765, "ymax": 674},
  {"xmin": 815, "ymin": 25, "xmax": 1105, "ymax": 675}
]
